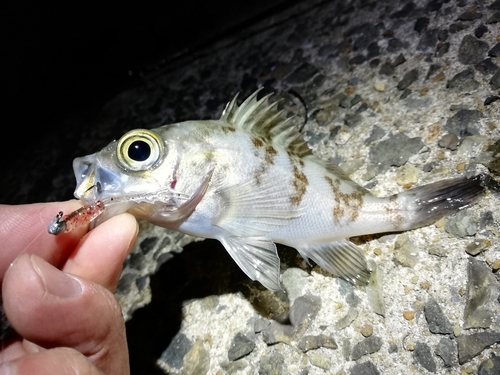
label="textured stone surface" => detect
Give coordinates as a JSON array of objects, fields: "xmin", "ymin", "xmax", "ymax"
[
  {"xmin": 228, "ymin": 332, "xmax": 256, "ymax": 361},
  {"xmin": 457, "ymin": 332, "xmax": 500, "ymax": 364},
  {"xmin": 413, "ymin": 342, "xmax": 437, "ymax": 373},
  {"xmin": 423, "ymin": 298, "xmax": 453, "ymax": 334},
  {"xmin": 435, "ymin": 337, "xmax": 457, "ymax": 367},
  {"xmin": 351, "ymin": 336, "xmax": 383, "ymax": 361},
  {"xmin": 350, "ymin": 360, "xmax": 381, "ymax": 375}
]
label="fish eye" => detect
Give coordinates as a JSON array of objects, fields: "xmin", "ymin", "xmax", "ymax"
[{"xmin": 117, "ymin": 130, "xmax": 164, "ymax": 171}]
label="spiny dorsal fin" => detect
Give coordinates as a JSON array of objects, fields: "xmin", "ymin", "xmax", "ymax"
[{"xmin": 221, "ymin": 89, "xmax": 312, "ymax": 158}]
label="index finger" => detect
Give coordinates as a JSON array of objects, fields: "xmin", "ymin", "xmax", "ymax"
[{"xmin": 0, "ymin": 201, "xmax": 88, "ymax": 286}]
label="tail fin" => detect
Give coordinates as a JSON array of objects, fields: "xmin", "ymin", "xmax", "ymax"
[{"xmin": 395, "ymin": 174, "xmax": 489, "ymax": 231}]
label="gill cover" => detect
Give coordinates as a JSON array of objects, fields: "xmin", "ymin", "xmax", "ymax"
[{"xmin": 116, "ymin": 129, "xmax": 164, "ymax": 171}]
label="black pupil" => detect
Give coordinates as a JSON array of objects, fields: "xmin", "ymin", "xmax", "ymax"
[{"xmin": 128, "ymin": 140, "xmax": 151, "ymax": 161}]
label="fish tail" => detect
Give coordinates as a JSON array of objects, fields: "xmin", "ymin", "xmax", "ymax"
[{"xmin": 395, "ymin": 174, "xmax": 490, "ymax": 231}]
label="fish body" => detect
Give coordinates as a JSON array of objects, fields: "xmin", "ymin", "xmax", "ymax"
[{"xmin": 71, "ymin": 90, "xmax": 485, "ymax": 290}]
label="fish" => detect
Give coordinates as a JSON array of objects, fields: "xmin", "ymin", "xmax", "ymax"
[{"xmin": 49, "ymin": 89, "xmax": 488, "ymax": 291}]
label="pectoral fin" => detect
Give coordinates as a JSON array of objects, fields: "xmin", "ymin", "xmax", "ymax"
[
  {"xmin": 219, "ymin": 236, "xmax": 282, "ymax": 291},
  {"xmin": 297, "ymin": 240, "xmax": 370, "ymax": 285}
]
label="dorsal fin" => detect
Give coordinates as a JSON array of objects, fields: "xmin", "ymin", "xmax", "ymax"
[{"xmin": 221, "ymin": 89, "xmax": 312, "ymax": 158}]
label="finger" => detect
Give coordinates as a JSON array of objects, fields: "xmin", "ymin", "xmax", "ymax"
[
  {"xmin": 64, "ymin": 213, "xmax": 138, "ymax": 291},
  {"xmin": 0, "ymin": 347, "xmax": 105, "ymax": 375},
  {"xmin": 0, "ymin": 201, "xmax": 87, "ymax": 286},
  {"xmin": 2, "ymin": 254, "xmax": 130, "ymax": 375}
]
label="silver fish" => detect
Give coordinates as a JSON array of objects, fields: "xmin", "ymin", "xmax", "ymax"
[{"xmin": 50, "ymin": 89, "xmax": 486, "ymax": 291}]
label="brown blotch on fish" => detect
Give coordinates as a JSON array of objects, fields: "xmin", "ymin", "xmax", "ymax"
[
  {"xmin": 252, "ymin": 137, "xmax": 264, "ymax": 148},
  {"xmin": 265, "ymin": 145, "xmax": 277, "ymax": 165},
  {"xmin": 290, "ymin": 164, "xmax": 308, "ymax": 205},
  {"xmin": 221, "ymin": 126, "xmax": 236, "ymax": 134},
  {"xmin": 325, "ymin": 176, "xmax": 364, "ymax": 222}
]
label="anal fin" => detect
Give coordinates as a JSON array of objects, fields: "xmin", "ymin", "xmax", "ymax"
[
  {"xmin": 297, "ymin": 240, "xmax": 370, "ymax": 285},
  {"xmin": 219, "ymin": 236, "xmax": 282, "ymax": 291}
]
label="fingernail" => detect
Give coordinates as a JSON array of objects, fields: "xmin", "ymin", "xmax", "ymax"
[{"xmin": 31, "ymin": 255, "xmax": 82, "ymax": 298}]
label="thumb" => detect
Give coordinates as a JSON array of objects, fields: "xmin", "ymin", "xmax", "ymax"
[{"xmin": 2, "ymin": 254, "xmax": 129, "ymax": 375}]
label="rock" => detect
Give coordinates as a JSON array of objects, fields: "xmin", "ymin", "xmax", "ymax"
[
  {"xmin": 350, "ymin": 361, "xmax": 381, "ymax": 375},
  {"xmin": 351, "ymin": 336, "xmax": 383, "ymax": 360},
  {"xmin": 395, "ymin": 164, "xmax": 418, "ymax": 185},
  {"xmin": 228, "ymin": 332, "xmax": 256, "ymax": 361},
  {"xmin": 336, "ymin": 308, "xmax": 358, "ymax": 330},
  {"xmin": 450, "ymin": 22, "xmax": 468, "ymax": 34},
  {"xmin": 308, "ymin": 352, "xmax": 331, "ymax": 370},
  {"xmin": 298, "ymin": 334, "xmax": 338, "ymax": 352},
  {"xmin": 366, "ymin": 260, "xmax": 386, "ymax": 317},
  {"xmin": 480, "ymin": 211, "xmax": 495, "ymax": 229},
  {"xmin": 285, "ymin": 63, "xmax": 319, "ymax": 85},
  {"xmin": 281, "ymin": 268, "xmax": 309, "ymax": 304},
  {"xmin": 259, "ymin": 352, "xmax": 285, "ymax": 375},
  {"xmin": 364, "ymin": 126, "xmax": 386, "ymax": 145},
  {"xmin": 159, "ymin": 332, "xmax": 192, "ymax": 370},
  {"xmin": 487, "ymin": 10, "xmax": 500, "ymax": 24},
  {"xmin": 475, "ymin": 24, "xmax": 488, "ymax": 38},
  {"xmin": 491, "ymin": 69, "xmax": 500, "ymax": 90},
  {"xmin": 445, "ymin": 210, "xmax": 477, "ymax": 237},
  {"xmin": 424, "ymin": 299, "xmax": 453, "ymax": 334},
  {"xmin": 457, "ymin": 135, "xmax": 488, "ymax": 156},
  {"xmin": 414, "ymin": 17, "xmax": 429, "ymax": 34},
  {"xmin": 457, "ymin": 332, "xmax": 500, "ymax": 364},
  {"xmin": 438, "ymin": 133, "xmax": 459, "ymax": 150},
  {"xmin": 478, "ymin": 354, "xmax": 500, "ymax": 375},
  {"xmin": 444, "ymin": 109, "xmax": 483, "ymax": 138},
  {"xmin": 393, "ymin": 234, "xmax": 419, "ymax": 268},
  {"xmin": 261, "ymin": 321, "xmax": 294, "ymax": 345},
  {"xmin": 392, "ymin": 53, "xmax": 406, "ymax": 67},
  {"xmin": 465, "ymin": 239, "xmax": 491, "ymax": 256},
  {"xmin": 485, "ymin": 96, "xmax": 500, "ymax": 106},
  {"xmin": 464, "ymin": 258, "xmax": 497, "ymax": 329},
  {"xmin": 489, "ymin": 42, "xmax": 500, "ymax": 57},
  {"xmin": 475, "ymin": 58, "xmax": 499, "ymax": 76},
  {"xmin": 254, "ymin": 317, "xmax": 271, "ymax": 333},
  {"xmin": 361, "ymin": 325, "xmax": 373, "ymax": 337},
  {"xmin": 457, "ymin": 11, "xmax": 482, "ymax": 21},
  {"xmin": 181, "ymin": 340, "xmax": 210, "ymax": 375},
  {"xmin": 435, "ymin": 337, "xmax": 457, "ymax": 367},
  {"xmin": 413, "ymin": 342, "xmax": 437, "ymax": 373},
  {"xmin": 289, "ymin": 294, "xmax": 321, "ymax": 334},
  {"xmin": 458, "ymin": 35, "xmax": 490, "ymax": 65},
  {"xmin": 446, "ymin": 69, "xmax": 480, "ymax": 91},
  {"xmin": 369, "ymin": 133, "xmax": 424, "ymax": 171},
  {"xmin": 397, "ymin": 69, "xmax": 419, "ymax": 90},
  {"xmin": 379, "ymin": 62, "xmax": 395, "ymax": 75}
]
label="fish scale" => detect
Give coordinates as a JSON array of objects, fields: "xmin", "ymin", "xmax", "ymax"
[{"xmin": 49, "ymin": 89, "xmax": 488, "ymax": 291}]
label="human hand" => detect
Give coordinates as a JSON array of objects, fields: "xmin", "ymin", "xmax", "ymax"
[{"xmin": 0, "ymin": 201, "xmax": 138, "ymax": 374}]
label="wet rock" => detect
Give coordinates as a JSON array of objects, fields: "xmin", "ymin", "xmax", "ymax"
[
  {"xmin": 475, "ymin": 24, "xmax": 488, "ymax": 38},
  {"xmin": 424, "ymin": 299, "xmax": 453, "ymax": 334},
  {"xmin": 336, "ymin": 307, "xmax": 358, "ymax": 330},
  {"xmin": 435, "ymin": 337, "xmax": 457, "ymax": 367},
  {"xmin": 444, "ymin": 109, "xmax": 483, "ymax": 137},
  {"xmin": 485, "ymin": 96, "xmax": 500, "ymax": 106},
  {"xmin": 413, "ymin": 342, "xmax": 437, "ymax": 373},
  {"xmin": 369, "ymin": 133, "xmax": 424, "ymax": 171},
  {"xmin": 289, "ymin": 294, "xmax": 321, "ymax": 334},
  {"xmin": 475, "ymin": 58, "xmax": 499, "ymax": 76},
  {"xmin": 478, "ymin": 354, "xmax": 500, "ymax": 375},
  {"xmin": 350, "ymin": 360, "xmax": 381, "ymax": 375},
  {"xmin": 457, "ymin": 332, "xmax": 500, "ymax": 364},
  {"xmin": 160, "ymin": 332, "xmax": 192, "ymax": 370},
  {"xmin": 261, "ymin": 321, "xmax": 294, "ymax": 345},
  {"xmin": 465, "ymin": 239, "xmax": 491, "ymax": 256},
  {"xmin": 285, "ymin": 63, "xmax": 319, "ymax": 85},
  {"xmin": 393, "ymin": 234, "xmax": 419, "ymax": 268},
  {"xmin": 397, "ymin": 69, "xmax": 419, "ymax": 90},
  {"xmin": 446, "ymin": 69, "xmax": 480, "ymax": 91},
  {"xmin": 181, "ymin": 340, "xmax": 210, "ymax": 375},
  {"xmin": 228, "ymin": 332, "xmax": 256, "ymax": 361},
  {"xmin": 457, "ymin": 11, "xmax": 482, "ymax": 21},
  {"xmin": 438, "ymin": 133, "xmax": 459, "ymax": 150},
  {"xmin": 351, "ymin": 336, "xmax": 383, "ymax": 360},
  {"xmin": 298, "ymin": 334, "xmax": 337, "ymax": 353},
  {"xmin": 458, "ymin": 35, "xmax": 490, "ymax": 65},
  {"xmin": 445, "ymin": 210, "xmax": 477, "ymax": 237},
  {"xmin": 259, "ymin": 352, "xmax": 285, "ymax": 375},
  {"xmin": 489, "ymin": 42, "xmax": 500, "ymax": 57},
  {"xmin": 464, "ymin": 258, "xmax": 496, "ymax": 329},
  {"xmin": 491, "ymin": 69, "xmax": 500, "ymax": 90}
]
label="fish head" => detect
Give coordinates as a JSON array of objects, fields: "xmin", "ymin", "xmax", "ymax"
[{"xmin": 73, "ymin": 128, "xmax": 205, "ymax": 227}]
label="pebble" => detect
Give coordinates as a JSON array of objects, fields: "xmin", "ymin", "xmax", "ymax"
[
  {"xmin": 435, "ymin": 337, "xmax": 457, "ymax": 367},
  {"xmin": 254, "ymin": 317, "xmax": 271, "ymax": 333},
  {"xmin": 392, "ymin": 53, "xmax": 406, "ymax": 67},
  {"xmin": 475, "ymin": 58, "xmax": 499, "ymax": 76},
  {"xmin": 298, "ymin": 334, "xmax": 337, "ymax": 352},
  {"xmin": 366, "ymin": 261, "xmax": 386, "ymax": 317},
  {"xmin": 281, "ymin": 268, "xmax": 309, "ymax": 304},
  {"xmin": 285, "ymin": 63, "xmax": 319, "ymax": 85},
  {"xmin": 489, "ymin": 42, "xmax": 500, "ymax": 57},
  {"xmin": 351, "ymin": 336, "xmax": 383, "ymax": 361},
  {"xmin": 463, "ymin": 258, "xmax": 496, "ymax": 329},
  {"xmin": 369, "ymin": 133, "xmax": 424, "ymax": 171},
  {"xmin": 438, "ymin": 133, "xmax": 459, "ymax": 150},
  {"xmin": 289, "ymin": 294, "xmax": 321, "ymax": 334},
  {"xmin": 457, "ymin": 11, "xmax": 482, "ymax": 21},
  {"xmin": 159, "ymin": 332, "xmax": 192, "ymax": 369},
  {"xmin": 487, "ymin": 10, "xmax": 500, "ymax": 24},
  {"xmin": 379, "ymin": 62, "xmax": 395, "ymax": 76},
  {"xmin": 445, "ymin": 210, "xmax": 477, "ymax": 237},
  {"xmin": 395, "ymin": 165, "xmax": 418, "ymax": 185},
  {"xmin": 364, "ymin": 126, "xmax": 386, "ymax": 146},
  {"xmin": 336, "ymin": 308, "xmax": 358, "ymax": 330},
  {"xmin": 465, "ymin": 239, "xmax": 490, "ymax": 256},
  {"xmin": 397, "ymin": 69, "xmax": 419, "ymax": 90},
  {"xmin": 490, "ymin": 69, "xmax": 500, "ymax": 90},
  {"xmin": 350, "ymin": 361, "xmax": 381, "ymax": 375},
  {"xmin": 478, "ymin": 354, "xmax": 500, "ymax": 375},
  {"xmin": 456, "ymin": 332, "xmax": 500, "ymax": 364},
  {"xmin": 423, "ymin": 298, "xmax": 453, "ymax": 334},
  {"xmin": 417, "ymin": 29, "xmax": 438, "ymax": 50},
  {"xmin": 373, "ymin": 82, "xmax": 386, "ymax": 91},
  {"xmin": 444, "ymin": 109, "xmax": 483, "ymax": 138},
  {"xmin": 259, "ymin": 352, "xmax": 285, "ymax": 375},
  {"xmin": 361, "ymin": 325, "xmax": 373, "ymax": 337},
  {"xmin": 393, "ymin": 234, "xmax": 419, "ymax": 268},
  {"xmin": 261, "ymin": 321, "xmax": 294, "ymax": 345},
  {"xmin": 475, "ymin": 24, "xmax": 488, "ymax": 38},
  {"xmin": 446, "ymin": 69, "xmax": 480, "ymax": 91},
  {"xmin": 458, "ymin": 35, "xmax": 490, "ymax": 65},
  {"xmin": 308, "ymin": 353, "xmax": 331, "ymax": 370},
  {"xmin": 228, "ymin": 332, "xmax": 256, "ymax": 361},
  {"xmin": 413, "ymin": 342, "xmax": 437, "ymax": 373},
  {"xmin": 182, "ymin": 340, "xmax": 210, "ymax": 375},
  {"xmin": 403, "ymin": 310, "xmax": 415, "ymax": 321}
]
